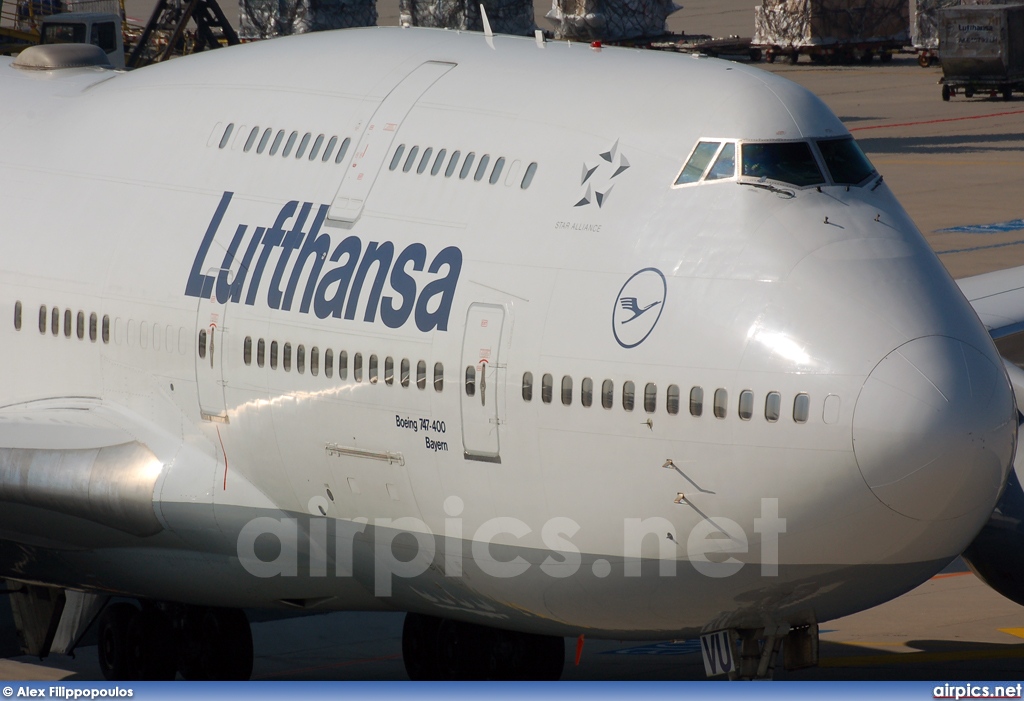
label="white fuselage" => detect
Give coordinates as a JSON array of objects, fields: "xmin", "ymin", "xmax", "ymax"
[{"xmin": 0, "ymin": 27, "xmax": 1015, "ymax": 640}]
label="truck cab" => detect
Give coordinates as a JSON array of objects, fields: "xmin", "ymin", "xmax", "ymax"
[{"xmin": 39, "ymin": 11, "xmax": 124, "ymax": 68}]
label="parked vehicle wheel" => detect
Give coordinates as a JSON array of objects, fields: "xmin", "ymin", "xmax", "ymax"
[
  {"xmin": 942, "ymin": 84, "xmax": 951, "ymax": 101},
  {"xmin": 918, "ymin": 52, "xmax": 932, "ymax": 67},
  {"xmin": 1003, "ymin": 86, "xmax": 1013, "ymax": 101},
  {"xmin": 965, "ymin": 86, "xmax": 975, "ymax": 98},
  {"xmin": 880, "ymin": 50, "xmax": 892, "ymax": 63}
]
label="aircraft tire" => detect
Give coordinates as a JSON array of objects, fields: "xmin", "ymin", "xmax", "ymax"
[
  {"xmin": 126, "ymin": 610, "xmax": 177, "ymax": 680},
  {"xmin": 402, "ymin": 613, "xmax": 443, "ymax": 680},
  {"xmin": 178, "ymin": 607, "xmax": 253, "ymax": 680},
  {"xmin": 97, "ymin": 603, "xmax": 139, "ymax": 681}
]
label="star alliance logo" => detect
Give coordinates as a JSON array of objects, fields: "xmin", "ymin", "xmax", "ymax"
[{"xmin": 576, "ymin": 140, "xmax": 630, "ymax": 208}]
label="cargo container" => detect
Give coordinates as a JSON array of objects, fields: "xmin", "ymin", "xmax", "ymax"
[
  {"xmin": 938, "ymin": 4, "xmax": 1024, "ymax": 99},
  {"xmin": 752, "ymin": 0, "xmax": 908, "ymax": 64},
  {"xmin": 911, "ymin": 0, "xmax": 1024, "ymax": 67}
]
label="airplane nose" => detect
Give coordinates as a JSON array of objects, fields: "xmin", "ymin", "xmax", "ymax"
[{"xmin": 852, "ymin": 335, "xmax": 1015, "ymax": 522}]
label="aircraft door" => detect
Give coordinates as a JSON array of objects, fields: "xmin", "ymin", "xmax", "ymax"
[
  {"xmin": 328, "ymin": 61, "xmax": 455, "ymax": 223},
  {"xmin": 460, "ymin": 304, "xmax": 505, "ymax": 463},
  {"xmin": 196, "ymin": 270, "xmax": 229, "ymax": 422}
]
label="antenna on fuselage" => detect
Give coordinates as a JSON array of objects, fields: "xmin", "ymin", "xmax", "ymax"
[{"xmin": 480, "ymin": 3, "xmax": 494, "ymax": 37}]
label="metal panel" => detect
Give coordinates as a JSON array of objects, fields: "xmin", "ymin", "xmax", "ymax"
[
  {"xmin": 196, "ymin": 271, "xmax": 229, "ymax": 422},
  {"xmin": 460, "ymin": 303, "xmax": 505, "ymax": 463},
  {"xmin": 329, "ymin": 61, "xmax": 455, "ymax": 223}
]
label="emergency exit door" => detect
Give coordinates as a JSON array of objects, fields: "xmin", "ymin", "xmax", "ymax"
[{"xmin": 461, "ymin": 304, "xmax": 505, "ymax": 463}]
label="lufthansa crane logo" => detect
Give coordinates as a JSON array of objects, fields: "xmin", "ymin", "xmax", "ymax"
[
  {"xmin": 576, "ymin": 140, "xmax": 630, "ymax": 208},
  {"xmin": 613, "ymin": 268, "xmax": 666, "ymax": 349}
]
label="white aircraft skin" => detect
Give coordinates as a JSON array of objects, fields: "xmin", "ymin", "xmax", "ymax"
[{"xmin": 0, "ymin": 26, "xmax": 1017, "ymax": 678}]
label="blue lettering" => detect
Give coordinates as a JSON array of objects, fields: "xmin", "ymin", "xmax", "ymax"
[
  {"xmin": 186, "ymin": 193, "xmax": 462, "ymax": 333},
  {"xmin": 184, "ymin": 191, "xmax": 233, "ymax": 299}
]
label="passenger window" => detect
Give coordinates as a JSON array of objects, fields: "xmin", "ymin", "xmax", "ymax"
[
  {"xmin": 581, "ymin": 377, "xmax": 593, "ymax": 407},
  {"xmin": 541, "ymin": 373, "xmax": 553, "ymax": 403},
  {"xmin": 522, "ymin": 371, "xmax": 533, "ymax": 401},
  {"xmin": 63, "ymin": 309, "xmax": 71, "ymax": 337},
  {"xmin": 354, "ymin": 352, "xmax": 363, "ymax": 382},
  {"xmin": 269, "ymin": 130, "xmax": 285, "ymax": 156},
  {"xmin": 417, "ymin": 360, "xmax": 426, "ymax": 389},
  {"xmin": 38, "ymin": 305, "xmax": 46, "ymax": 334},
  {"xmin": 390, "ymin": 145, "xmax": 406, "ymax": 171},
  {"xmin": 738, "ymin": 390, "xmax": 753, "ymax": 420},
  {"xmin": 466, "ymin": 366, "xmax": 476, "ymax": 396},
  {"xmin": 644, "ymin": 383, "xmax": 657, "ymax": 413},
  {"xmin": 667, "ymin": 384, "xmax": 680, "ymax": 415},
  {"xmin": 76, "ymin": 311, "xmax": 84, "ymax": 339},
  {"xmin": 244, "ymin": 126, "xmax": 259, "ymax": 152},
  {"xmin": 403, "ymin": 146, "xmax": 420, "ymax": 173},
  {"xmin": 295, "ymin": 133, "xmax": 310, "ymax": 159},
  {"xmin": 334, "ymin": 137, "xmax": 351, "ymax": 164},
  {"xmin": 324, "ymin": 348, "xmax": 333, "ymax": 378},
  {"xmin": 794, "ymin": 393, "xmax": 810, "ymax": 423},
  {"xmin": 102, "ymin": 315, "xmax": 110, "ymax": 343},
  {"xmin": 13, "ymin": 302, "xmax": 21, "ymax": 332},
  {"xmin": 401, "ymin": 358, "xmax": 410, "ymax": 387},
  {"xmin": 339, "ymin": 350, "xmax": 348, "ymax": 380},
  {"xmin": 270, "ymin": 341, "xmax": 279, "ymax": 369},
  {"xmin": 282, "ymin": 131, "xmax": 298, "ymax": 158},
  {"xmin": 89, "ymin": 312, "xmax": 97, "ymax": 342},
  {"xmin": 311, "ymin": 346, "xmax": 319, "ymax": 376},
  {"xmin": 705, "ymin": 142, "xmax": 736, "ymax": 180},
  {"xmin": 521, "ymin": 162, "xmax": 538, "ymax": 189},
  {"xmin": 675, "ymin": 141, "xmax": 720, "ymax": 185},
  {"xmin": 445, "ymin": 151, "xmax": 461, "ymax": 177},
  {"xmin": 460, "ymin": 152, "xmax": 476, "ymax": 179},
  {"xmin": 689, "ymin": 387, "xmax": 703, "ymax": 416},
  {"xmin": 244, "ymin": 336, "xmax": 252, "ymax": 365},
  {"xmin": 490, "ymin": 157, "xmax": 505, "ymax": 185},
  {"xmin": 52, "ymin": 307, "xmax": 59, "ymax": 335},
  {"xmin": 385, "ymin": 356, "xmax": 394, "ymax": 385},
  {"xmin": 431, "ymin": 149, "xmax": 447, "ymax": 175},
  {"xmin": 561, "ymin": 375, "xmax": 572, "ymax": 405},
  {"xmin": 601, "ymin": 379, "xmax": 613, "ymax": 409},
  {"xmin": 308, "ymin": 134, "xmax": 324, "ymax": 161},
  {"xmin": 322, "ymin": 136, "xmax": 337, "ymax": 162},
  {"xmin": 369, "ymin": 354, "xmax": 378, "ymax": 384},
  {"xmin": 434, "ymin": 362, "xmax": 444, "ymax": 392},
  {"xmin": 741, "ymin": 141, "xmax": 824, "ymax": 187},
  {"xmin": 198, "ymin": 329, "xmax": 207, "ymax": 359},
  {"xmin": 417, "ymin": 147, "xmax": 433, "ymax": 174},
  {"xmin": 257, "ymin": 338, "xmax": 266, "ymax": 367},
  {"xmin": 297, "ymin": 345, "xmax": 305, "ymax": 374},
  {"xmin": 283, "ymin": 342, "xmax": 292, "ymax": 371},
  {"xmin": 257, "ymin": 128, "xmax": 272, "ymax": 154},
  {"xmin": 218, "ymin": 123, "xmax": 234, "ymax": 149},
  {"xmin": 474, "ymin": 154, "xmax": 490, "ymax": 181},
  {"xmin": 622, "ymin": 381, "xmax": 635, "ymax": 412},
  {"xmin": 713, "ymin": 388, "xmax": 728, "ymax": 419}
]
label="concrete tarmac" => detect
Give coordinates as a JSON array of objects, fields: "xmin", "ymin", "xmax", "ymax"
[{"xmin": 6, "ymin": 0, "xmax": 1024, "ymax": 684}]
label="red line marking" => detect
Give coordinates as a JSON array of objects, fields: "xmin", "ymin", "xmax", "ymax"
[
  {"xmin": 849, "ymin": 109, "xmax": 1024, "ymax": 132},
  {"xmin": 931, "ymin": 571, "xmax": 972, "ymax": 580},
  {"xmin": 217, "ymin": 424, "xmax": 228, "ymax": 490}
]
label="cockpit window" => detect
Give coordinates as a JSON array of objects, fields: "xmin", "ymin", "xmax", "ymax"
[
  {"xmin": 741, "ymin": 142, "xmax": 824, "ymax": 187},
  {"xmin": 675, "ymin": 141, "xmax": 721, "ymax": 185},
  {"xmin": 705, "ymin": 142, "xmax": 735, "ymax": 181},
  {"xmin": 816, "ymin": 137, "xmax": 876, "ymax": 185}
]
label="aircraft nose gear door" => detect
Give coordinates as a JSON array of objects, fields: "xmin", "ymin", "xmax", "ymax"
[
  {"xmin": 461, "ymin": 304, "xmax": 506, "ymax": 463},
  {"xmin": 196, "ymin": 271, "xmax": 229, "ymax": 423}
]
